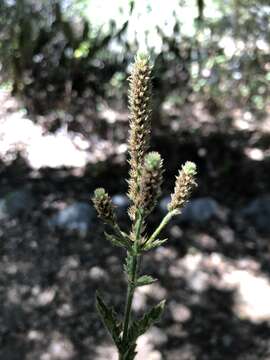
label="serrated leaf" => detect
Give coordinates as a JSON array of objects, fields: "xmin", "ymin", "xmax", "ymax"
[
  {"xmin": 105, "ymin": 232, "xmax": 126, "ymax": 248},
  {"xmin": 126, "ymin": 300, "xmax": 166, "ymax": 345},
  {"xmin": 96, "ymin": 292, "xmax": 122, "ymax": 349},
  {"xmin": 143, "ymin": 238, "xmax": 168, "ymax": 251},
  {"xmin": 136, "ymin": 275, "xmax": 156, "ymax": 287},
  {"xmin": 104, "ymin": 231, "xmax": 132, "ymax": 250}
]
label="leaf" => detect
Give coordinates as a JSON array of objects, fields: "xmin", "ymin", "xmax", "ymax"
[
  {"xmin": 126, "ymin": 300, "xmax": 166, "ymax": 345},
  {"xmin": 143, "ymin": 238, "xmax": 168, "ymax": 251},
  {"xmin": 105, "ymin": 232, "xmax": 125, "ymax": 248},
  {"xmin": 136, "ymin": 275, "xmax": 156, "ymax": 287},
  {"xmin": 104, "ymin": 231, "xmax": 132, "ymax": 250},
  {"xmin": 96, "ymin": 292, "xmax": 122, "ymax": 349}
]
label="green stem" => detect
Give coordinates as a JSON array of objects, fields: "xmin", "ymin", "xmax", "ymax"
[
  {"xmin": 122, "ymin": 252, "xmax": 138, "ymax": 342},
  {"xmin": 122, "ymin": 212, "xmax": 143, "ymax": 347},
  {"xmin": 147, "ymin": 209, "xmax": 178, "ymax": 245}
]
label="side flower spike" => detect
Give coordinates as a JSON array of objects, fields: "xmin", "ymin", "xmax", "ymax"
[
  {"xmin": 168, "ymin": 161, "xmax": 197, "ymax": 212},
  {"xmin": 92, "ymin": 188, "xmax": 116, "ymax": 225}
]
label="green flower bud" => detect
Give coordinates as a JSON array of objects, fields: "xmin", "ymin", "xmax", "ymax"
[
  {"xmin": 182, "ymin": 161, "xmax": 197, "ymax": 176},
  {"xmin": 144, "ymin": 152, "xmax": 161, "ymax": 171}
]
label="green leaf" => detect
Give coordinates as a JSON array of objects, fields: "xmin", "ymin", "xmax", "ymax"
[
  {"xmin": 136, "ymin": 275, "xmax": 156, "ymax": 287},
  {"xmin": 143, "ymin": 238, "xmax": 168, "ymax": 251},
  {"xmin": 105, "ymin": 232, "xmax": 125, "ymax": 248},
  {"xmin": 104, "ymin": 231, "xmax": 132, "ymax": 250},
  {"xmin": 96, "ymin": 292, "xmax": 122, "ymax": 349},
  {"xmin": 126, "ymin": 300, "xmax": 166, "ymax": 345}
]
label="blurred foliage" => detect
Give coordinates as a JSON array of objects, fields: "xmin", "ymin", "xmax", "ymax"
[
  {"xmin": 0, "ymin": 0, "xmax": 134, "ymax": 113},
  {"xmin": 148, "ymin": 0, "xmax": 270, "ymax": 120},
  {"xmin": 0, "ymin": 0, "xmax": 269, "ymax": 118},
  {"xmin": 192, "ymin": 0, "xmax": 270, "ymax": 114}
]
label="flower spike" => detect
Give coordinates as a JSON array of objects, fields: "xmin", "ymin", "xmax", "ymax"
[
  {"xmin": 92, "ymin": 188, "xmax": 116, "ymax": 225},
  {"xmin": 168, "ymin": 161, "xmax": 197, "ymax": 212},
  {"xmin": 127, "ymin": 54, "xmax": 153, "ymax": 219}
]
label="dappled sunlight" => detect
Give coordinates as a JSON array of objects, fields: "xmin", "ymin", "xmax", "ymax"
[
  {"xmin": 136, "ymin": 326, "xmax": 167, "ymax": 360},
  {"xmin": 224, "ymin": 269, "xmax": 270, "ymax": 322},
  {"xmin": 232, "ymin": 108, "xmax": 270, "ymax": 133},
  {"xmin": 169, "ymin": 303, "xmax": 191, "ymax": 323},
  {"xmin": 39, "ymin": 332, "xmax": 75, "ymax": 360},
  {"xmin": 0, "ymin": 91, "xmax": 125, "ymax": 169},
  {"xmin": 31, "ymin": 286, "xmax": 56, "ymax": 307},
  {"xmin": 244, "ymin": 147, "xmax": 266, "ymax": 161},
  {"xmin": 95, "ymin": 343, "xmax": 118, "ymax": 360},
  {"xmin": 137, "ymin": 283, "xmax": 167, "ymax": 303},
  {"xmin": 168, "ymin": 251, "xmax": 270, "ymax": 322},
  {"xmin": 94, "ymin": 327, "xmax": 167, "ymax": 360},
  {"xmin": 0, "ymin": 106, "xmax": 111, "ymax": 169}
]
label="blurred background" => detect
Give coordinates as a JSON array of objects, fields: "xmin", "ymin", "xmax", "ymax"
[{"xmin": 0, "ymin": 0, "xmax": 270, "ymax": 359}]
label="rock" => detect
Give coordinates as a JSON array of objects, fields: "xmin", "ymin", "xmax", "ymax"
[
  {"xmin": 159, "ymin": 195, "xmax": 171, "ymax": 214},
  {"xmin": 111, "ymin": 194, "xmax": 130, "ymax": 217},
  {"xmin": 181, "ymin": 197, "xmax": 226, "ymax": 223},
  {"xmin": 241, "ymin": 195, "xmax": 270, "ymax": 234},
  {"xmin": 159, "ymin": 196, "xmax": 226, "ymax": 224},
  {"xmin": 50, "ymin": 202, "xmax": 93, "ymax": 236},
  {"xmin": 0, "ymin": 200, "xmax": 7, "ymax": 220},
  {"xmin": 0, "ymin": 189, "xmax": 34, "ymax": 219}
]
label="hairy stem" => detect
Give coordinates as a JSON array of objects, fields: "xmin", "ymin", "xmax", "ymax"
[
  {"xmin": 122, "ymin": 213, "xmax": 143, "ymax": 347},
  {"xmin": 148, "ymin": 209, "xmax": 179, "ymax": 245},
  {"xmin": 122, "ymin": 253, "xmax": 138, "ymax": 341}
]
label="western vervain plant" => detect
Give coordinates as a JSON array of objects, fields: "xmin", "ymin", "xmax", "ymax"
[{"xmin": 92, "ymin": 54, "xmax": 197, "ymax": 360}]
